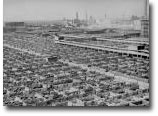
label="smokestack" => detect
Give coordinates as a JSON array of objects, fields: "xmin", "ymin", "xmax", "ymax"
[
  {"xmin": 85, "ymin": 11, "xmax": 88, "ymax": 22},
  {"xmin": 76, "ymin": 12, "xmax": 79, "ymax": 20}
]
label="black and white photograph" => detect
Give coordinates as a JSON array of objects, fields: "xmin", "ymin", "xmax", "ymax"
[{"xmin": 3, "ymin": 0, "xmax": 150, "ymax": 107}]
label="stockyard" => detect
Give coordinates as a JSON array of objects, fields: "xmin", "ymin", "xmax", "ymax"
[
  {"xmin": 3, "ymin": 0, "xmax": 150, "ymax": 107},
  {"xmin": 3, "ymin": 23, "xmax": 149, "ymax": 106}
]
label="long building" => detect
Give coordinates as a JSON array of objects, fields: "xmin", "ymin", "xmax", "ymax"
[{"xmin": 55, "ymin": 40, "xmax": 149, "ymax": 58}]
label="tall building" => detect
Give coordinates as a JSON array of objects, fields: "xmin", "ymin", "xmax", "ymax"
[
  {"xmin": 140, "ymin": 0, "xmax": 149, "ymax": 38},
  {"xmin": 145, "ymin": 0, "xmax": 149, "ymax": 18},
  {"xmin": 141, "ymin": 17, "xmax": 149, "ymax": 38}
]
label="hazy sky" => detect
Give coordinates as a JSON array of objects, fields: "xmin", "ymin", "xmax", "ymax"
[{"xmin": 4, "ymin": 0, "xmax": 148, "ymax": 21}]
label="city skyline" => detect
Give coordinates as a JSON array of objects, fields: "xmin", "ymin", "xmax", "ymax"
[{"xmin": 4, "ymin": 0, "xmax": 148, "ymax": 21}]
